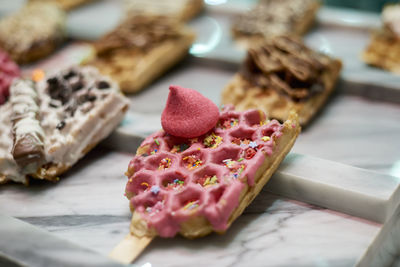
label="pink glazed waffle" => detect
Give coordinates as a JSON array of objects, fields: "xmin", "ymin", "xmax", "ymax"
[{"xmin": 124, "ymin": 86, "xmax": 301, "ymax": 240}]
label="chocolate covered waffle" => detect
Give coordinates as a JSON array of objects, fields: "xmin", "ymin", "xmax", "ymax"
[
  {"xmin": 362, "ymin": 4, "xmax": 400, "ymax": 74},
  {"xmin": 232, "ymin": 0, "xmax": 320, "ymax": 46},
  {"xmin": 124, "ymin": 0, "xmax": 204, "ymax": 22},
  {"xmin": 0, "ymin": 66, "xmax": 130, "ymax": 184},
  {"xmin": 85, "ymin": 15, "xmax": 195, "ymax": 93},
  {"xmin": 123, "ymin": 85, "xmax": 300, "ymax": 240},
  {"xmin": 0, "ymin": 3, "xmax": 66, "ymax": 64},
  {"xmin": 222, "ymin": 35, "xmax": 342, "ymax": 126}
]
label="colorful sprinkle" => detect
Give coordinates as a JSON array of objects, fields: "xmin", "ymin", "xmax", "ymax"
[
  {"xmin": 140, "ymin": 182, "xmax": 149, "ymax": 190},
  {"xmin": 159, "ymin": 158, "xmax": 172, "ymax": 170},
  {"xmin": 244, "ymin": 147, "xmax": 257, "ymax": 159},
  {"xmin": 32, "ymin": 69, "xmax": 45, "ymax": 82},
  {"xmin": 249, "ymin": 141, "xmax": 258, "ymax": 148},
  {"xmin": 237, "ymin": 158, "xmax": 244, "ymax": 162},
  {"xmin": 183, "ymin": 155, "xmax": 203, "ymax": 170},
  {"xmin": 150, "ymin": 185, "xmax": 160, "ymax": 195},
  {"xmin": 171, "ymin": 143, "xmax": 189, "ymax": 153},
  {"xmin": 173, "ymin": 179, "xmax": 184, "ymax": 185},
  {"xmin": 183, "ymin": 200, "xmax": 200, "ymax": 210},
  {"xmin": 262, "ymin": 136, "xmax": 270, "ymax": 142},
  {"xmin": 203, "ymin": 133, "xmax": 223, "ymax": 149},
  {"xmin": 203, "ymin": 175, "xmax": 218, "ymax": 186},
  {"xmin": 222, "ymin": 159, "xmax": 235, "ymax": 168},
  {"xmin": 232, "ymin": 138, "xmax": 251, "ymax": 147},
  {"xmin": 232, "ymin": 165, "xmax": 245, "ymax": 179},
  {"xmin": 165, "ymin": 178, "xmax": 185, "ymax": 190},
  {"xmin": 219, "ymin": 118, "xmax": 239, "ymax": 129},
  {"xmin": 154, "ymin": 139, "xmax": 160, "ymax": 146},
  {"xmin": 145, "ymin": 201, "xmax": 164, "ymax": 216}
]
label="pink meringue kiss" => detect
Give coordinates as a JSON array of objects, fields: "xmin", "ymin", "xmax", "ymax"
[{"xmin": 161, "ymin": 85, "xmax": 219, "ymax": 138}]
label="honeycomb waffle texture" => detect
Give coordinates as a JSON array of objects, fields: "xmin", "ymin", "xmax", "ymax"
[{"xmin": 125, "ymin": 105, "xmax": 299, "ymax": 238}]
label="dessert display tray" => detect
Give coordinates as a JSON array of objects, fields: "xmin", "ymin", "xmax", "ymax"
[
  {"xmin": 66, "ymin": 1, "xmax": 400, "ymax": 104},
  {"xmin": 1, "ymin": 148, "xmax": 399, "ymax": 267},
  {"xmin": 1, "ymin": 1, "xmax": 400, "ymax": 266}
]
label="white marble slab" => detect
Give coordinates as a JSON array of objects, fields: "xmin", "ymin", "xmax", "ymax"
[
  {"xmin": 269, "ymin": 154, "xmax": 400, "ymax": 224},
  {"xmin": 358, "ymin": 203, "xmax": 400, "ymax": 267},
  {"xmin": 134, "ymin": 195, "xmax": 380, "ymax": 267},
  {"xmin": 0, "ymin": 215, "xmax": 125, "ymax": 267},
  {"xmin": 0, "ymin": 1, "xmax": 399, "ymax": 266}
]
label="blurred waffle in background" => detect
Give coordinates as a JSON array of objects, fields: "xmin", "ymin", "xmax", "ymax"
[
  {"xmin": 0, "ymin": 2, "xmax": 66, "ymax": 64},
  {"xmin": 363, "ymin": 4, "xmax": 400, "ymax": 74},
  {"xmin": 29, "ymin": 0, "xmax": 99, "ymax": 11},
  {"xmin": 232, "ymin": 0, "xmax": 320, "ymax": 47},
  {"xmin": 222, "ymin": 35, "xmax": 342, "ymax": 126},
  {"xmin": 84, "ymin": 15, "xmax": 195, "ymax": 93},
  {"xmin": 124, "ymin": 0, "xmax": 204, "ymax": 22}
]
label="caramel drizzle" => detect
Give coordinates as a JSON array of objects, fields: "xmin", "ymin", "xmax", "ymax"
[{"xmin": 240, "ymin": 35, "xmax": 329, "ymax": 102}]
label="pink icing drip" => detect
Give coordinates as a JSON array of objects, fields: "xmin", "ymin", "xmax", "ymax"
[{"xmin": 125, "ymin": 105, "xmax": 285, "ymax": 237}]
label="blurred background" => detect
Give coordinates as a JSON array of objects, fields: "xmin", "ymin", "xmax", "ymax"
[
  {"xmin": 0, "ymin": 0, "xmax": 398, "ymax": 15},
  {"xmin": 324, "ymin": 0, "xmax": 394, "ymax": 12}
]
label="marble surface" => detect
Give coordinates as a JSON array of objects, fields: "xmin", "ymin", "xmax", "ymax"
[
  {"xmin": 0, "ymin": 215, "xmax": 125, "ymax": 267},
  {"xmin": 1, "ymin": 1, "xmax": 400, "ymax": 266},
  {"xmin": 269, "ymin": 154, "xmax": 400, "ymax": 224},
  {"xmin": 0, "ymin": 148, "xmax": 384, "ymax": 267}
]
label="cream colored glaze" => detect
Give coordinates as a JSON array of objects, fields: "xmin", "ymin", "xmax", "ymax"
[
  {"xmin": 10, "ymin": 79, "xmax": 45, "ymax": 147},
  {"xmin": 383, "ymin": 5, "xmax": 400, "ymax": 37},
  {"xmin": 0, "ymin": 102, "xmax": 26, "ymax": 183},
  {"xmin": 37, "ymin": 66, "xmax": 129, "ymax": 168}
]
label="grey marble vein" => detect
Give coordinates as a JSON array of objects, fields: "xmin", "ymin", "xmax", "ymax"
[{"xmin": 0, "ymin": 215, "xmax": 128, "ymax": 267}]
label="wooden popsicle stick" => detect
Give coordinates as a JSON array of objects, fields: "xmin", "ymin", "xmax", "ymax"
[{"xmin": 109, "ymin": 233, "xmax": 153, "ymax": 264}]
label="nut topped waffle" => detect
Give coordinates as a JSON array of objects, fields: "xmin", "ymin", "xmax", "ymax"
[
  {"xmin": 362, "ymin": 4, "xmax": 400, "ymax": 74},
  {"xmin": 232, "ymin": 0, "xmax": 320, "ymax": 46},
  {"xmin": 222, "ymin": 35, "xmax": 342, "ymax": 126},
  {"xmin": 86, "ymin": 15, "xmax": 195, "ymax": 93},
  {"xmin": 124, "ymin": 0, "xmax": 204, "ymax": 22},
  {"xmin": 0, "ymin": 2, "xmax": 66, "ymax": 64},
  {"xmin": 123, "ymin": 86, "xmax": 300, "ymax": 240}
]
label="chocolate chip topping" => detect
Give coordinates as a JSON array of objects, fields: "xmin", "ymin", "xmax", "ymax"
[
  {"xmin": 56, "ymin": 120, "xmax": 66, "ymax": 130},
  {"xmin": 44, "ymin": 67, "xmax": 111, "ymax": 122},
  {"xmin": 93, "ymin": 15, "xmax": 183, "ymax": 55},
  {"xmin": 97, "ymin": 80, "xmax": 110, "ymax": 89},
  {"xmin": 240, "ymin": 35, "xmax": 329, "ymax": 102}
]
